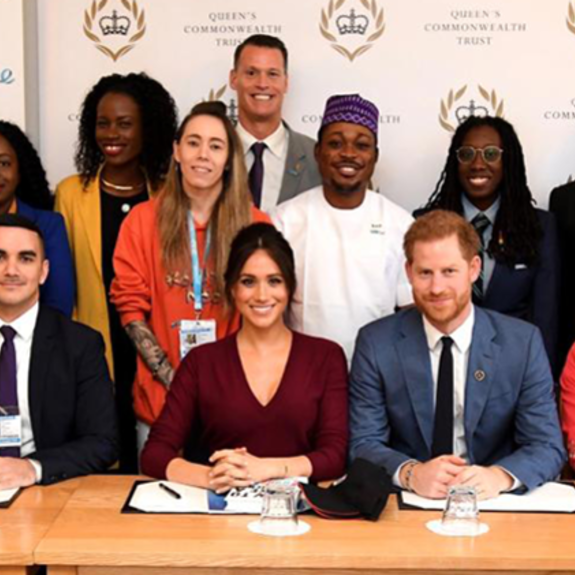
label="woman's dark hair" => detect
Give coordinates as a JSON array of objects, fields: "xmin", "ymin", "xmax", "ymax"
[
  {"xmin": 424, "ymin": 115, "xmax": 541, "ymax": 265},
  {"xmin": 0, "ymin": 121, "xmax": 53, "ymax": 210},
  {"xmin": 224, "ymin": 223, "xmax": 296, "ymax": 311},
  {"xmin": 74, "ymin": 72, "xmax": 178, "ymax": 190}
]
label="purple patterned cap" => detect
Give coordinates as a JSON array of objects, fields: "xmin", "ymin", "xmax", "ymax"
[{"xmin": 320, "ymin": 94, "xmax": 379, "ymax": 140}]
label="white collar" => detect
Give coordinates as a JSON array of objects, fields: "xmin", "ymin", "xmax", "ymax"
[
  {"xmin": 422, "ymin": 305, "xmax": 475, "ymax": 354},
  {"xmin": 236, "ymin": 121, "xmax": 287, "ymax": 159},
  {"xmin": 0, "ymin": 302, "xmax": 39, "ymax": 343}
]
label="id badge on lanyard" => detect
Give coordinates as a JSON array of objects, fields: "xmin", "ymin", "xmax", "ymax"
[
  {"xmin": 0, "ymin": 406, "xmax": 22, "ymax": 449},
  {"xmin": 179, "ymin": 319, "xmax": 216, "ymax": 359},
  {"xmin": 178, "ymin": 213, "xmax": 217, "ymax": 359}
]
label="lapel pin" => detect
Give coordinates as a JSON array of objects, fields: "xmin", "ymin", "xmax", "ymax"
[{"xmin": 474, "ymin": 369, "xmax": 486, "ymax": 382}]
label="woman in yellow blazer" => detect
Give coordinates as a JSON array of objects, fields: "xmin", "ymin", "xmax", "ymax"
[{"xmin": 55, "ymin": 73, "xmax": 177, "ymax": 473}]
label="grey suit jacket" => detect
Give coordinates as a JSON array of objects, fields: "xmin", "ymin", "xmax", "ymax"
[
  {"xmin": 349, "ymin": 307, "xmax": 565, "ymax": 491},
  {"xmin": 277, "ymin": 123, "xmax": 321, "ymax": 205}
]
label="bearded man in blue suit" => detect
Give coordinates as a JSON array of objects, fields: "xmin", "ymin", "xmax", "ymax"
[{"xmin": 349, "ymin": 210, "xmax": 565, "ymax": 500}]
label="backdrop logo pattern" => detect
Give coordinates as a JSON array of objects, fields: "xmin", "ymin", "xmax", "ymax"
[
  {"xmin": 543, "ymin": 98, "xmax": 575, "ymax": 120},
  {"xmin": 568, "ymin": 2, "xmax": 575, "ymax": 35},
  {"xmin": 205, "ymin": 84, "xmax": 238, "ymax": 126},
  {"xmin": 320, "ymin": 0, "xmax": 385, "ymax": 62},
  {"xmin": 439, "ymin": 85, "xmax": 504, "ymax": 132},
  {"xmin": 83, "ymin": 0, "xmax": 146, "ymax": 62},
  {"xmin": 0, "ymin": 68, "xmax": 14, "ymax": 85}
]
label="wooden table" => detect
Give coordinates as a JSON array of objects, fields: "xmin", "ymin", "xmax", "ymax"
[
  {"xmin": 35, "ymin": 475, "xmax": 575, "ymax": 575},
  {"xmin": 0, "ymin": 478, "xmax": 80, "ymax": 575}
]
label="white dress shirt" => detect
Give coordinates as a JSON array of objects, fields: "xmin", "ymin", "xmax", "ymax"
[
  {"xmin": 237, "ymin": 121, "xmax": 288, "ymax": 213},
  {"xmin": 0, "ymin": 302, "xmax": 42, "ymax": 480},
  {"xmin": 423, "ymin": 306, "xmax": 475, "ymax": 460}
]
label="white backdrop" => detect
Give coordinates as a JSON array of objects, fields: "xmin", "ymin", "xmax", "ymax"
[
  {"xmin": 6, "ymin": 0, "xmax": 573, "ymax": 211},
  {"xmin": 0, "ymin": 0, "xmax": 26, "ymax": 128}
]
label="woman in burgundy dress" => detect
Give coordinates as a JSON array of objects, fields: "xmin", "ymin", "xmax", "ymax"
[{"xmin": 141, "ymin": 223, "xmax": 348, "ymax": 489}]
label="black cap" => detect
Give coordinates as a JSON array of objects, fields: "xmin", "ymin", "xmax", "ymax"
[{"xmin": 300, "ymin": 458, "xmax": 392, "ymax": 521}]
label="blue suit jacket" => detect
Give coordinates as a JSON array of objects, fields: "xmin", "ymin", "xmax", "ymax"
[
  {"xmin": 349, "ymin": 307, "xmax": 566, "ymax": 491},
  {"xmin": 482, "ymin": 209, "xmax": 559, "ymax": 375},
  {"xmin": 18, "ymin": 200, "xmax": 75, "ymax": 317}
]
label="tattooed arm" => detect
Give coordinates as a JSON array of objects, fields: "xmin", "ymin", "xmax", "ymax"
[{"xmin": 125, "ymin": 320, "xmax": 174, "ymax": 387}]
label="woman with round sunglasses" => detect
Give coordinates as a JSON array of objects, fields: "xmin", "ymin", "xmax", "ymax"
[
  {"xmin": 141, "ymin": 223, "xmax": 348, "ymax": 489},
  {"xmin": 0, "ymin": 120, "xmax": 74, "ymax": 316},
  {"xmin": 418, "ymin": 116, "xmax": 559, "ymax": 372},
  {"xmin": 110, "ymin": 101, "xmax": 271, "ymax": 452}
]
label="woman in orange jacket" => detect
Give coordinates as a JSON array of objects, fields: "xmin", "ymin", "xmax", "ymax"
[{"xmin": 110, "ymin": 101, "xmax": 270, "ymax": 451}]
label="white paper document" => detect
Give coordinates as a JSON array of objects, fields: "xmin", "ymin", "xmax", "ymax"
[
  {"xmin": 0, "ymin": 486, "xmax": 20, "ymax": 505},
  {"xmin": 401, "ymin": 482, "xmax": 575, "ymax": 513},
  {"xmin": 129, "ymin": 479, "xmax": 306, "ymax": 514}
]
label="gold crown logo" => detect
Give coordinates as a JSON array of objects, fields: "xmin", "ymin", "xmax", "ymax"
[
  {"xmin": 439, "ymin": 85, "xmax": 505, "ymax": 132},
  {"xmin": 83, "ymin": 0, "xmax": 146, "ymax": 62},
  {"xmin": 203, "ymin": 85, "xmax": 238, "ymax": 126},
  {"xmin": 320, "ymin": 0, "xmax": 385, "ymax": 62},
  {"xmin": 567, "ymin": 1, "xmax": 575, "ymax": 35}
]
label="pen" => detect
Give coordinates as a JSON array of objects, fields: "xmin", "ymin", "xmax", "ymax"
[{"xmin": 159, "ymin": 482, "xmax": 182, "ymax": 500}]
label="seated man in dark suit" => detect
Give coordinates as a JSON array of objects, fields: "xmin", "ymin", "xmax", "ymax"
[
  {"xmin": 349, "ymin": 210, "xmax": 565, "ymax": 500},
  {"xmin": 0, "ymin": 214, "xmax": 117, "ymax": 488}
]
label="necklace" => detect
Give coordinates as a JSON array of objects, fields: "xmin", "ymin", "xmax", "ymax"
[{"xmin": 101, "ymin": 177, "xmax": 145, "ymax": 192}]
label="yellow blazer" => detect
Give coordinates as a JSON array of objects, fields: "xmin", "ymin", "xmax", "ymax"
[
  {"xmin": 56, "ymin": 172, "xmax": 154, "ymax": 377},
  {"xmin": 55, "ymin": 174, "xmax": 114, "ymax": 373}
]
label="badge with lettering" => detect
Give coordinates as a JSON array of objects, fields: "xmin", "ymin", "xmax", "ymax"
[
  {"xmin": 0, "ymin": 406, "xmax": 22, "ymax": 448},
  {"xmin": 179, "ymin": 319, "xmax": 216, "ymax": 359}
]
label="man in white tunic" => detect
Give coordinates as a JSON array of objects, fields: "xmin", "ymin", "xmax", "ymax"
[{"xmin": 272, "ymin": 94, "xmax": 413, "ymax": 361}]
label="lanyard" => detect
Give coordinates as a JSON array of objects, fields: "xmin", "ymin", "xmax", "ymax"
[{"xmin": 188, "ymin": 212, "xmax": 211, "ymax": 313}]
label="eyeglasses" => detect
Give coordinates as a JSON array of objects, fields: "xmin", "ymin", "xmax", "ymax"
[{"xmin": 456, "ymin": 146, "xmax": 504, "ymax": 165}]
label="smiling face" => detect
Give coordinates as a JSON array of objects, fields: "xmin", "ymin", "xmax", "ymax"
[
  {"xmin": 95, "ymin": 92, "xmax": 143, "ymax": 169},
  {"xmin": 407, "ymin": 234, "xmax": 480, "ymax": 334},
  {"xmin": 230, "ymin": 45, "xmax": 288, "ymax": 129},
  {"xmin": 173, "ymin": 114, "xmax": 229, "ymax": 200},
  {"xmin": 316, "ymin": 122, "xmax": 377, "ymax": 203},
  {"xmin": 0, "ymin": 135, "xmax": 20, "ymax": 214},
  {"xmin": 231, "ymin": 249, "xmax": 289, "ymax": 331},
  {"xmin": 457, "ymin": 125, "xmax": 504, "ymax": 211},
  {"xmin": 0, "ymin": 226, "xmax": 49, "ymax": 322}
]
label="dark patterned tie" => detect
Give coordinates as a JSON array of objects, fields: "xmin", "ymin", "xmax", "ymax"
[
  {"xmin": 431, "ymin": 336, "xmax": 454, "ymax": 458},
  {"xmin": 0, "ymin": 326, "xmax": 20, "ymax": 458},
  {"xmin": 248, "ymin": 142, "xmax": 266, "ymax": 208},
  {"xmin": 471, "ymin": 213, "xmax": 490, "ymax": 303}
]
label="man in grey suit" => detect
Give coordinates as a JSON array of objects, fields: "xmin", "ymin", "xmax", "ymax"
[
  {"xmin": 350, "ymin": 210, "xmax": 565, "ymax": 500},
  {"xmin": 230, "ymin": 34, "xmax": 320, "ymax": 211}
]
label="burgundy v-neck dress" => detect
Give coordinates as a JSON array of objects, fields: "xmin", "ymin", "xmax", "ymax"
[{"xmin": 141, "ymin": 331, "xmax": 348, "ymax": 482}]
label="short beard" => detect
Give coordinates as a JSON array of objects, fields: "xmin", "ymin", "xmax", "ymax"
[{"xmin": 332, "ymin": 181, "xmax": 364, "ymax": 195}]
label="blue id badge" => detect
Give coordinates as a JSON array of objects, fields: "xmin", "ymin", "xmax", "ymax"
[
  {"xmin": 179, "ymin": 319, "xmax": 216, "ymax": 359},
  {"xmin": 0, "ymin": 406, "xmax": 22, "ymax": 449}
]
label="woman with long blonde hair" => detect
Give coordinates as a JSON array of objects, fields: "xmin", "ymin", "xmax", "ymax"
[{"xmin": 111, "ymin": 101, "xmax": 270, "ymax": 448}]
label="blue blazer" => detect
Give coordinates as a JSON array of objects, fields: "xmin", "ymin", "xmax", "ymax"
[
  {"xmin": 481, "ymin": 209, "xmax": 559, "ymax": 374},
  {"xmin": 18, "ymin": 200, "xmax": 75, "ymax": 317},
  {"xmin": 349, "ymin": 307, "xmax": 566, "ymax": 491}
]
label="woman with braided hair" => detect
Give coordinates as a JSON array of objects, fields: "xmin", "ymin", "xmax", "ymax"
[{"xmin": 418, "ymin": 116, "xmax": 559, "ymax": 372}]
